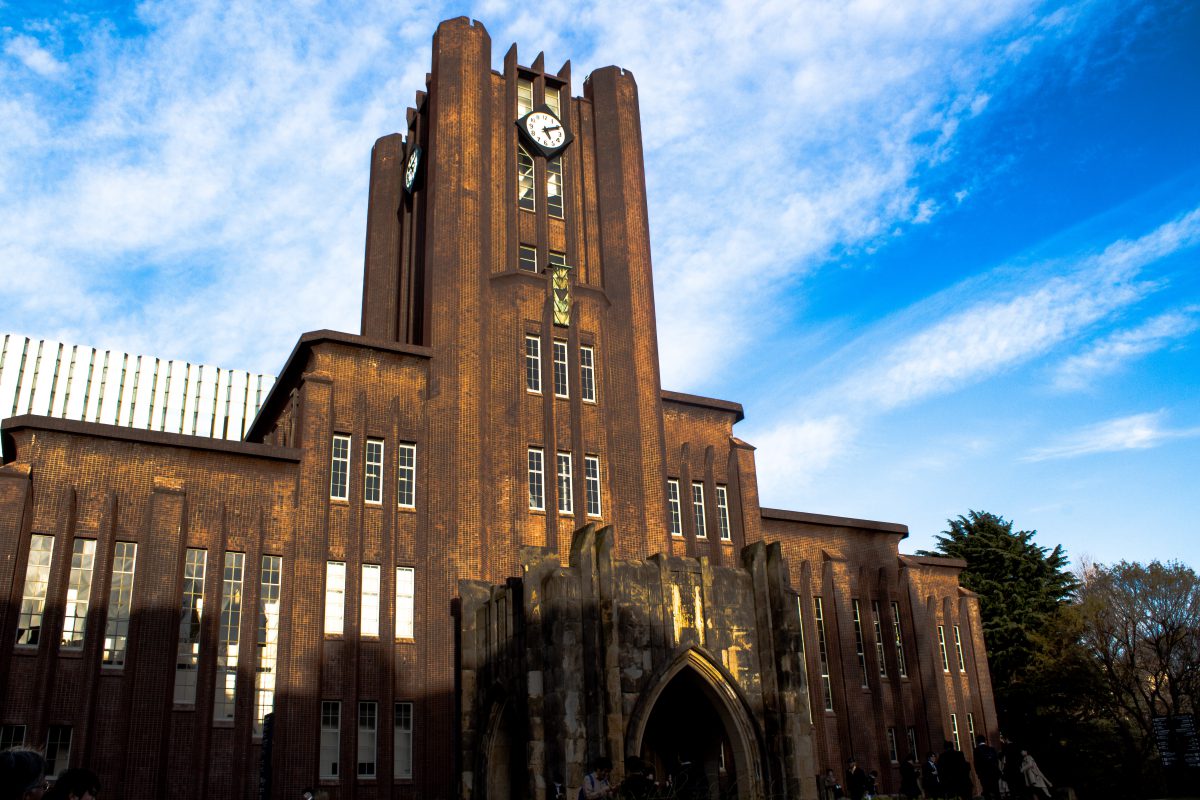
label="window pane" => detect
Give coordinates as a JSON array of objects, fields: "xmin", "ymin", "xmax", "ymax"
[
  {"xmin": 45, "ymin": 725, "xmax": 72, "ymax": 778},
  {"xmin": 214, "ymin": 551, "xmax": 244, "ymax": 721},
  {"xmin": 552, "ymin": 340, "xmax": 568, "ymax": 398},
  {"xmin": 397, "ymin": 443, "xmax": 416, "ymax": 508},
  {"xmin": 872, "ymin": 601, "xmax": 888, "ymax": 678},
  {"xmin": 892, "ymin": 601, "xmax": 908, "ymax": 677},
  {"xmin": 174, "ymin": 548, "xmax": 207, "ymax": 705},
  {"xmin": 519, "ymin": 244, "xmax": 538, "ymax": 273},
  {"xmin": 331, "ymin": 434, "xmax": 351, "ymax": 500},
  {"xmin": 954, "ymin": 625, "xmax": 967, "ymax": 672},
  {"xmin": 525, "ymin": 336, "xmax": 542, "ymax": 393},
  {"xmin": 584, "ymin": 456, "xmax": 602, "ymax": 517},
  {"xmin": 103, "ymin": 542, "xmax": 137, "ymax": 666},
  {"xmin": 667, "ymin": 480, "xmax": 682, "ymax": 536},
  {"xmin": 580, "ymin": 346, "xmax": 596, "ymax": 403},
  {"xmin": 325, "ymin": 562, "xmax": 346, "ymax": 636},
  {"xmin": 320, "ymin": 701, "xmax": 341, "ymax": 779},
  {"xmin": 528, "ymin": 448, "xmax": 545, "ymax": 511},
  {"xmin": 358, "ymin": 701, "xmax": 377, "ymax": 777},
  {"xmin": 715, "ymin": 486, "xmax": 731, "ymax": 542},
  {"xmin": 547, "ymin": 156, "xmax": 564, "ymax": 219},
  {"xmin": 517, "ymin": 77, "xmax": 533, "ymax": 117},
  {"xmin": 545, "ymin": 84, "xmax": 561, "ymax": 117},
  {"xmin": 395, "ymin": 702, "xmax": 414, "ymax": 779},
  {"xmin": 362, "ymin": 564, "xmax": 381, "ymax": 638},
  {"xmin": 691, "ymin": 482, "xmax": 706, "ymax": 538},
  {"xmin": 852, "ymin": 600, "xmax": 868, "ymax": 687},
  {"xmin": 365, "ymin": 439, "xmax": 384, "ymax": 504},
  {"xmin": 517, "ymin": 146, "xmax": 535, "ymax": 211},
  {"xmin": 396, "ymin": 567, "xmax": 415, "ymax": 640},
  {"xmin": 17, "ymin": 534, "xmax": 54, "ymax": 646},
  {"xmin": 557, "ymin": 452, "xmax": 573, "ymax": 514},
  {"xmin": 255, "ymin": 555, "xmax": 282, "ymax": 735},
  {"xmin": 62, "ymin": 538, "xmax": 97, "ymax": 649},
  {"xmin": 0, "ymin": 725, "xmax": 25, "ymax": 750},
  {"xmin": 815, "ymin": 597, "xmax": 833, "ymax": 711},
  {"xmin": 938, "ymin": 625, "xmax": 950, "ymax": 672}
]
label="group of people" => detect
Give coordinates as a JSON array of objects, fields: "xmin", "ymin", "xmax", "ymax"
[
  {"xmin": 0, "ymin": 747, "xmax": 99, "ymax": 800},
  {"xmin": 823, "ymin": 736, "xmax": 1054, "ymax": 800}
]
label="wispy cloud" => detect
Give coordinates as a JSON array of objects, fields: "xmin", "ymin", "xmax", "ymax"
[
  {"xmin": 1052, "ymin": 307, "xmax": 1200, "ymax": 390},
  {"xmin": 4, "ymin": 34, "xmax": 66, "ymax": 77},
  {"xmin": 1023, "ymin": 411, "xmax": 1200, "ymax": 461}
]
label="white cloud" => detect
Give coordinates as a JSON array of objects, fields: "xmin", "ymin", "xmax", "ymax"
[
  {"xmin": 1052, "ymin": 307, "xmax": 1200, "ymax": 390},
  {"xmin": 4, "ymin": 34, "xmax": 67, "ymax": 77},
  {"xmin": 1023, "ymin": 411, "xmax": 1200, "ymax": 461},
  {"xmin": 753, "ymin": 415, "xmax": 858, "ymax": 499}
]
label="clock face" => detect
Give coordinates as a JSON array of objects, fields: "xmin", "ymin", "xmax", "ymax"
[
  {"xmin": 524, "ymin": 111, "xmax": 566, "ymax": 150},
  {"xmin": 404, "ymin": 147, "xmax": 421, "ymax": 193}
]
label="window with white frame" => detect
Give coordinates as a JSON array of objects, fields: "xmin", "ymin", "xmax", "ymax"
[
  {"xmin": 667, "ymin": 480, "xmax": 683, "ymax": 536},
  {"xmin": 547, "ymin": 157, "xmax": 564, "ymax": 219},
  {"xmin": 545, "ymin": 84, "xmax": 561, "ymax": 117},
  {"xmin": 214, "ymin": 551, "xmax": 244, "ymax": 721},
  {"xmin": 954, "ymin": 625, "xmax": 967, "ymax": 672},
  {"xmin": 872, "ymin": 601, "xmax": 888, "ymax": 678},
  {"xmin": 887, "ymin": 727, "xmax": 899, "ymax": 762},
  {"xmin": 715, "ymin": 485, "xmax": 731, "ymax": 541},
  {"xmin": 517, "ymin": 77, "xmax": 534, "ymax": 116},
  {"xmin": 17, "ymin": 534, "xmax": 53, "ymax": 646},
  {"xmin": 255, "ymin": 555, "xmax": 282, "ymax": 735},
  {"xmin": 62, "ymin": 538, "xmax": 97, "ymax": 649},
  {"xmin": 331, "ymin": 434, "xmax": 351, "ymax": 500},
  {"xmin": 45, "ymin": 726, "xmax": 72, "ymax": 778},
  {"xmin": 552, "ymin": 340, "xmax": 569, "ymax": 398},
  {"xmin": 361, "ymin": 564, "xmax": 381, "ymax": 638},
  {"xmin": 175, "ymin": 548, "xmax": 207, "ymax": 705},
  {"xmin": 907, "ymin": 727, "xmax": 918, "ymax": 760},
  {"xmin": 365, "ymin": 439, "xmax": 384, "ymax": 504},
  {"xmin": 518, "ymin": 146, "xmax": 535, "ymax": 211},
  {"xmin": 691, "ymin": 482, "xmax": 707, "ymax": 538},
  {"xmin": 892, "ymin": 601, "xmax": 908, "ymax": 677},
  {"xmin": 320, "ymin": 701, "xmax": 341, "ymax": 778},
  {"xmin": 397, "ymin": 443, "xmax": 416, "ymax": 509},
  {"xmin": 103, "ymin": 541, "xmax": 137, "ymax": 667},
  {"xmin": 395, "ymin": 702, "xmax": 414, "ymax": 779},
  {"xmin": 938, "ymin": 625, "xmax": 950, "ymax": 672},
  {"xmin": 528, "ymin": 448, "xmax": 545, "ymax": 511},
  {"xmin": 580, "ymin": 345, "xmax": 596, "ymax": 403},
  {"xmin": 967, "ymin": 712, "xmax": 976, "ymax": 746},
  {"xmin": 557, "ymin": 452, "xmax": 573, "ymax": 514},
  {"xmin": 584, "ymin": 456, "xmax": 602, "ymax": 517},
  {"xmin": 325, "ymin": 561, "xmax": 346, "ymax": 636},
  {"xmin": 525, "ymin": 335, "xmax": 542, "ymax": 393},
  {"xmin": 358, "ymin": 701, "xmax": 378, "ymax": 777},
  {"xmin": 814, "ymin": 597, "xmax": 834, "ymax": 711},
  {"xmin": 950, "ymin": 712, "xmax": 961, "ymax": 750},
  {"xmin": 852, "ymin": 600, "xmax": 869, "ymax": 687},
  {"xmin": 396, "ymin": 567, "xmax": 415, "ymax": 640},
  {"xmin": 0, "ymin": 725, "xmax": 25, "ymax": 750},
  {"xmin": 519, "ymin": 245, "xmax": 538, "ymax": 273}
]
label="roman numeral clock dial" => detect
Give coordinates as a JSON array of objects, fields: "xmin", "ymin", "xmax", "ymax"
[{"xmin": 517, "ymin": 105, "xmax": 573, "ymax": 158}]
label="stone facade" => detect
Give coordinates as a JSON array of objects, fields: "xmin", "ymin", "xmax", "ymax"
[{"xmin": 0, "ymin": 16, "xmax": 996, "ymax": 800}]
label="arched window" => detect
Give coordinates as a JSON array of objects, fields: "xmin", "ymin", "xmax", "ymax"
[
  {"xmin": 518, "ymin": 145, "xmax": 535, "ymax": 211},
  {"xmin": 547, "ymin": 156, "xmax": 564, "ymax": 218}
]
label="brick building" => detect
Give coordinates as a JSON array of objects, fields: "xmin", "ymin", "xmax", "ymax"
[{"xmin": 0, "ymin": 17, "xmax": 996, "ymax": 800}]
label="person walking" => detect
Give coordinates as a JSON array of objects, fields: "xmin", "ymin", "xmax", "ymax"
[
  {"xmin": 1020, "ymin": 750, "xmax": 1052, "ymax": 799},
  {"xmin": 845, "ymin": 758, "xmax": 870, "ymax": 800},
  {"xmin": 973, "ymin": 736, "xmax": 1001, "ymax": 800},
  {"xmin": 922, "ymin": 752, "xmax": 942, "ymax": 799}
]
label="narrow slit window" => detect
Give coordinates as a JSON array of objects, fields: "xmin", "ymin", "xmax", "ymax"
[
  {"xmin": 517, "ymin": 77, "xmax": 534, "ymax": 117},
  {"xmin": 872, "ymin": 601, "xmax": 888, "ymax": 678},
  {"xmin": 331, "ymin": 434, "xmax": 351, "ymax": 500},
  {"xmin": 174, "ymin": 548, "xmax": 207, "ymax": 705},
  {"xmin": 950, "ymin": 712, "xmax": 961, "ymax": 750},
  {"xmin": 667, "ymin": 480, "xmax": 683, "ymax": 537},
  {"xmin": 517, "ymin": 146, "xmax": 536, "ymax": 211},
  {"xmin": 556, "ymin": 452, "xmax": 573, "ymax": 515},
  {"xmin": 103, "ymin": 541, "xmax": 137, "ymax": 667},
  {"xmin": 580, "ymin": 345, "xmax": 596, "ymax": 403},
  {"xmin": 16, "ymin": 534, "xmax": 53, "ymax": 647},
  {"xmin": 584, "ymin": 456, "xmax": 602, "ymax": 517},
  {"xmin": 525, "ymin": 335, "xmax": 542, "ymax": 393},
  {"xmin": 887, "ymin": 728, "xmax": 899, "ymax": 763},
  {"xmin": 814, "ymin": 597, "xmax": 834, "ymax": 711},
  {"xmin": 954, "ymin": 624, "xmax": 967, "ymax": 672},
  {"xmin": 358, "ymin": 701, "xmax": 378, "ymax": 777},
  {"xmin": 325, "ymin": 561, "xmax": 346, "ymax": 636},
  {"xmin": 214, "ymin": 551, "xmax": 243, "ymax": 721},
  {"xmin": 691, "ymin": 482, "xmax": 707, "ymax": 539},
  {"xmin": 547, "ymin": 156, "xmax": 564, "ymax": 219},
  {"xmin": 715, "ymin": 485, "xmax": 731, "ymax": 541},
  {"xmin": 397, "ymin": 443, "xmax": 416, "ymax": 509},
  {"xmin": 255, "ymin": 554, "xmax": 282, "ymax": 735},
  {"xmin": 892, "ymin": 601, "xmax": 908, "ymax": 677},
  {"xmin": 396, "ymin": 567, "xmax": 415, "ymax": 640},
  {"xmin": 528, "ymin": 447, "xmax": 545, "ymax": 511},
  {"xmin": 852, "ymin": 600, "xmax": 869, "ymax": 687},
  {"xmin": 395, "ymin": 702, "xmax": 414, "ymax": 779},
  {"xmin": 45, "ymin": 726, "xmax": 72, "ymax": 779},
  {"xmin": 62, "ymin": 538, "xmax": 97, "ymax": 650},
  {"xmin": 365, "ymin": 438, "xmax": 384, "ymax": 504},
  {"xmin": 552, "ymin": 340, "xmax": 569, "ymax": 398},
  {"xmin": 361, "ymin": 564, "xmax": 381, "ymax": 638},
  {"xmin": 320, "ymin": 701, "xmax": 341, "ymax": 778},
  {"xmin": 545, "ymin": 84, "xmax": 561, "ymax": 117},
  {"xmin": 938, "ymin": 625, "xmax": 950, "ymax": 672}
]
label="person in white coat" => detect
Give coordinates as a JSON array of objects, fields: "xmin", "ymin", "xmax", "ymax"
[{"xmin": 1020, "ymin": 750, "xmax": 1052, "ymax": 799}]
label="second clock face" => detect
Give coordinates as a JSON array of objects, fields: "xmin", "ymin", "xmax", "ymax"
[
  {"xmin": 524, "ymin": 111, "xmax": 566, "ymax": 150},
  {"xmin": 404, "ymin": 147, "xmax": 421, "ymax": 193}
]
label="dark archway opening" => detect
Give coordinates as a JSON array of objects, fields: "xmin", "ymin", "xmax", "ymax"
[
  {"xmin": 640, "ymin": 668, "xmax": 738, "ymax": 800},
  {"xmin": 483, "ymin": 701, "xmax": 527, "ymax": 800}
]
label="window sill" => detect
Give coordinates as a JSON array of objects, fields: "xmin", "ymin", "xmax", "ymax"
[{"xmin": 398, "ymin": 505, "xmax": 416, "ymax": 512}]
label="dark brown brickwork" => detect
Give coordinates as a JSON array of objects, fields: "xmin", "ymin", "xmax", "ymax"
[{"xmin": 0, "ymin": 16, "xmax": 995, "ymax": 800}]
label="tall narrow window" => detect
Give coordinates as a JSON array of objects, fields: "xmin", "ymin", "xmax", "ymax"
[
  {"xmin": 364, "ymin": 439, "xmax": 383, "ymax": 504},
  {"xmin": 872, "ymin": 601, "xmax": 888, "ymax": 678},
  {"xmin": 794, "ymin": 596, "xmax": 813, "ymax": 724},
  {"xmin": 887, "ymin": 728, "xmax": 899, "ymax": 763},
  {"xmin": 16, "ymin": 534, "xmax": 53, "ymax": 646},
  {"xmin": 361, "ymin": 564, "xmax": 381, "ymax": 638},
  {"xmin": 552, "ymin": 340, "xmax": 569, "ymax": 398},
  {"xmin": 579, "ymin": 345, "xmax": 596, "ymax": 402},
  {"xmin": 892, "ymin": 601, "xmax": 908, "ymax": 677},
  {"xmin": 938, "ymin": 625, "xmax": 950, "ymax": 672},
  {"xmin": 556, "ymin": 452, "xmax": 573, "ymax": 514},
  {"xmin": 967, "ymin": 712, "xmax": 976, "ymax": 746},
  {"xmin": 547, "ymin": 156, "xmax": 564, "ymax": 219},
  {"xmin": 545, "ymin": 84, "xmax": 561, "ymax": 117},
  {"xmin": 62, "ymin": 538, "xmax": 97, "ymax": 649},
  {"xmin": 519, "ymin": 245, "xmax": 538, "ymax": 273},
  {"xmin": 950, "ymin": 713, "xmax": 961, "ymax": 750},
  {"xmin": 517, "ymin": 77, "xmax": 534, "ymax": 116},
  {"xmin": 175, "ymin": 548, "xmax": 208, "ymax": 705},
  {"xmin": 814, "ymin": 597, "xmax": 834, "ymax": 711},
  {"xmin": 953, "ymin": 625, "xmax": 967, "ymax": 672},
  {"xmin": 396, "ymin": 567, "xmax": 415, "ymax": 640},
  {"xmin": 103, "ymin": 542, "xmax": 137, "ymax": 667},
  {"xmin": 331, "ymin": 434, "xmax": 351, "ymax": 500},
  {"xmin": 395, "ymin": 702, "xmax": 414, "ymax": 779},
  {"xmin": 528, "ymin": 447, "xmax": 545, "ymax": 511},
  {"xmin": 325, "ymin": 561, "xmax": 346, "ymax": 636},
  {"xmin": 715, "ymin": 485, "xmax": 731, "ymax": 541},
  {"xmin": 255, "ymin": 555, "xmax": 282, "ymax": 735},
  {"xmin": 517, "ymin": 146, "xmax": 535, "ymax": 211},
  {"xmin": 214, "ymin": 551, "xmax": 244, "ymax": 721},
  {"xmin": 45, "ymin": 726, "xmax": 72, "ymax": 778},
  {"xmin": 907, "ymin": 727, "xmax": 918, "ymax": 761},
  {"xmin": 667, "ymin": 480, "xmax": 683, "ymax": 536},
  {"xmin": 0, "ymin": 725, "xmax": 25, "ymax": 750},
  {"xmin": 358, "ymin": 701, "xmax": 378, "ymax": 777},
  {"xmin": 397, "ymin": 443, "xmax": 416, "ymax": 509},
  {"xmin": 691, "ymin": 482, "xmax": 707, "ymax": 539},
  {"xmin": 320, "ymin": 701, "xmax": 341, "ymax": 778},
  {"xmin": 525, "ymin": 335, "xmax": 542, "ymax": 393},
  {"xmin": 852, "ymin": 600, "xmax": 869, "ymax": 687},
  {"xmin": 548, "ymin": 250, "xmax": 567, "ymax": 269},
  {"xmin": 584, "ymin": 456, "xmax": 602, "ymax": 517}
]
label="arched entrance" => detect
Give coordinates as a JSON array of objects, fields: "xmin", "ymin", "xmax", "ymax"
[
  {"xmin": 482, "ymin": 699, "xmax": 527, "ymax": 800},
  {"xmin": 626, "ymin": 650, "xmax": 765, "ymax": 800}
]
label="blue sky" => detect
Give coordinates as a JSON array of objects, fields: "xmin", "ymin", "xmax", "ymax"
[{"xmin": 2, "ymin": 0, "xmax": 1197, "ymax": 569}]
